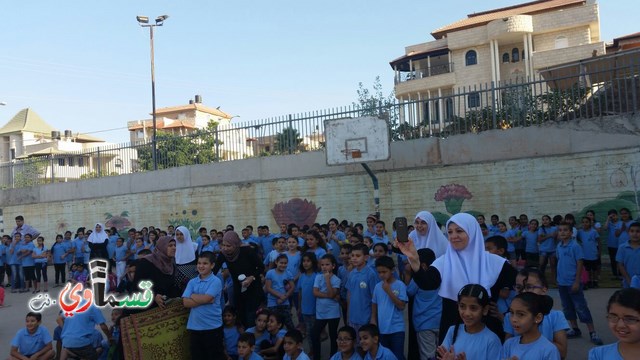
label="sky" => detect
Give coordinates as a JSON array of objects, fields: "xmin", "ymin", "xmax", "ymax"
[{"xmin": 0, "ymin": 0, "xmax": 637, "ymax": 143}]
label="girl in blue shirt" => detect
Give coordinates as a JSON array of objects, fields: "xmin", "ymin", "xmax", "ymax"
[
  {"xmin": 297, "ymin": 253, "xmax": 318, "ymax": 354},
  {"xmin": 311, "ymin": 254, "xmax": 341, "ymax": 359},
  {"xmin": 51, "ymin": 234, "xmax": 70, "ymax": 287},
  {"xmin": 302, "ymin": 231, "xmax": 327, "ymax": 268},
  {"xmin": 260, "ymin": 313, "xmax": 287, "ymax": 360},
  {"xmin": 538, "ymin": 215, "xmax": 557, "ymax": 278},
  {"xmin": 32, "ymin": 236, "xmax": 49, "ymax": 293},
  {"xmin": 589, "ymin": 288, "xmax": 640, "ymax": 360},
  {"xmin": 246, "ymin": 309, "xmax": 271, "ymax": 353},
  {"xmin": 438, "ymin": 284, "xmax": 502, "ymax": 360},
  {"xmin": 502, "ymin": 292, "xmax": 561, "ymax": 360},
  {"xmin": 265, "ymin": 254, "xmax": 295, "ymax": 331},
  {"xmin": 578, "ymin": 216, "xmax": 601, "ymax": 289},
  {"xmin": 524, "ymin": 219, "xmax": 540, "ymax": 268},
  {"xmin": 223, "ymin": 305, "xmax": 243, "ymax": 360}
]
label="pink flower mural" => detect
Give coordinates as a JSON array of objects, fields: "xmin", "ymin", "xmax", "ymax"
[
  {"xmin": 434, "ymin": 184, "xmax": 473, "ymax": 214},
  {"xmin": 272, "ymin": 198, "xmax": 321, "ymax": 227}
]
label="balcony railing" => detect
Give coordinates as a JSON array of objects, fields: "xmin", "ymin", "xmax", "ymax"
[{"xmin": 395, "ymin": 62, "xmax": 454, "ymax": 84}]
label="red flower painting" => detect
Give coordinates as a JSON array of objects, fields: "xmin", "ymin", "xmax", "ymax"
[
  {"xmin": 434, "ymin": 184, "xmax": 473, "ymax": 214},
  {"xmin": 272, "ymin": 198, "xmax": 321, "ymax": 227}
]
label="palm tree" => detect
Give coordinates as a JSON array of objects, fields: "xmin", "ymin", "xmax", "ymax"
[{"xmin": 274, "ymin": 126, "xmax": 303, "ymax": 154}]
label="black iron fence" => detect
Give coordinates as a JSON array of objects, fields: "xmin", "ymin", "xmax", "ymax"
[{"xmin": 1, "ymin": 50, "xmax": 638, "ymax": 189}]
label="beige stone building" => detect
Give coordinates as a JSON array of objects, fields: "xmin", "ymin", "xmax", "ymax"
[{"xmin": 390, "ymin": 0, "xmax": 605, "ymax": 128}]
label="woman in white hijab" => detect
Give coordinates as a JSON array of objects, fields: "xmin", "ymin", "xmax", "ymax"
[
  {"xmin": 409, "ymin": 211, "xmax": 448, "ymax": 257},
  {"xmin": 398, "ymin": 212, "xmax": 516, "ymax": 342},
  {"xmin": 87, "ymin": 223, "xmax": 109, "ymax": 259},
  {"xmin": 173, "ymin": 225, "xmax": 198, "ymax": 290}
]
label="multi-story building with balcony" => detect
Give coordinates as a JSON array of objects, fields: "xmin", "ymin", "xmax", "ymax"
[{"xmin": 390, "ymin": 0, "xmax": 605, "ymax": 130}]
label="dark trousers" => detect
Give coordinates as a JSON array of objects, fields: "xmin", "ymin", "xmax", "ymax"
[
  {"xmin": 312, "ymin": 317, "xmax": 339, "ymax": 359},
  {"xmin": 0, "ymin": 265, "xmax": 4, "ymax": 286},
  {"xmin": 608, "ymin": 247, "xmax": 619, "ymax": 277},
  {"xmin": 34, "ymin": 263, "xmax": 48, "ymax": 282},
  {"xmin": 54, "ymin": 263, "xmax": 66, "ymax": 284},
  {"xmin": 189, "ymin": 326, "xmax": 224, "ymax": 360}
]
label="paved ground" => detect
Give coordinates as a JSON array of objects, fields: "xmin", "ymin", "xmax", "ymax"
[{"xmin": 0, "ymin": 282, "xmax": 619, "ymax": 359}]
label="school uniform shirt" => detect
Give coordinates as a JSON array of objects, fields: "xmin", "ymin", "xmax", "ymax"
[
  {"xmin": 616, "ymin": 241, "xmax": 640, "ymax": 287},
  {"xmin": 501, "ymin": 334, "xmax": 561, "ymax": 360},
  {"xmin": 307, "ymin": 247, "xmax": 327, "ymax": 260},
  {"xmin": 607, "ymin": 221, "xmax": 622, "ymax": 248},
  {"xmin": 496, "ymin": 230, "xmax": 515, "ymax": 253},
  {"xmin": 556, "ymin": 239, "xmax": 584, "ymax": 286},
  {"xmin": 19, "ymin": 242, "xmax": 36, "ymax": 267},
  {"xmin": 503, "ymin": 309, "xmax": 569, "ymax": 341},
  {"xmin": 259, "ymin": 234, "xmax": 276, "ymax": 256},
  {"xmin": 61, "ymin": 305, "xmax": 106, "ymax": 348},
  {"xmin": 406, "ymin": 279, "xmax": 441, "ymax": 332},
  {"xmin": 538, "ymin": 226, "xmax": 557, "ymax": 253},
  {"xmin": 371, "ymin": 234, "xmax": 389, "ymax": 245},
  {"xmin": 267, "ymin": 329, "xmax": 287, "ymax": 347},
  {"xmin": 266, "ymin": 269, "xmax": 293, "ymax": 307},
  {"xmin": 245, "ymin": 327, "xmax": 270, "ymax": 352},
  {"xmin": 577, "ymin": 229, "xmax": 600, "ymax": 261},
  {"xmin": 200, "ymin": 243, "xmax": 215, "ymax": 254},
  {"xmin": 52, "ymin": 242, "xmax": 69, "ymax": 264},
  {"xmin": 11, "ymin": 326, "xmax": 52, "ymax": 356},
  {"xmin": 286, "ymin": 251, "xmax": 301, "ymax": 279},
  {"xmin": 618, "ymin": 220, "xmax": 634, "ymax": 244},
  {"xmin": 372, "ymin": 279, "xmax": 408, "ymax": 334},
  {"xmin": 337, "ymin": 265, "xmax": 351, "ymax": 301},
  {"xmin": 240, "ymin": 352, "xmax": 264, "ymax": 360},
  {"xmin": 364, "ymin": 344, "xmax": 398, "ymax": 360},
  {"xmin": 314, "ymin": 273, "xmax": 341, "ymax": 320},
  {"xmin": 297, "ymin": 272, "xmax": 318, "ymax": 316},
  {"xmin": 523, "ymin": 230, "xmax": 539, "ymax": 254},
  {"xmin": 73, "ymin": 239, "xmax": 86, "ymax": 262},
  {"xmin": 182, "ymin": 272, "xmax": 223, "ymax": 330},
  {"xmin": 7, "ymin": 242, "xmax": 21, "ymax": 265},
  {"xmin": 330, "ymin": 352, "xmax": 364, "ymax": 360},
  {"xmin": 33, "ymin": 246, "xmax": 48, "ymax": 264},
  {"xmin": 264, "ymin": 250, "xmax": 285, "ymax": 266},
  {"xmin": 346, "ymin": 265, "xmax": 379, "ymax": 325},
  {"xmin": 588, "ymin": 342, "xmax": 624, "ymax": 360},
  {"xmin": 223, "ymin": 326, "xmax": 240, "ymax": 356},
  {"xmin": 283, "ymin": 351, "xmax": 311, "ymax": 360},
  {"xmin": 114, "ymin": 245, "xmax": 128, "ymax": 262},
  {"xmin": 440, "ymin": 325, "xmax": 502, "ymax": 360},
  {"xmin": 0, "ymin": 244, "xmax": 6, "ymax": 266}
]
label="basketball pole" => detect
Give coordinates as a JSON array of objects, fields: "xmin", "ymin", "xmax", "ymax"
[{"xmin": 361, "ymin": 163, "xmax": 380, "ymax": 219}]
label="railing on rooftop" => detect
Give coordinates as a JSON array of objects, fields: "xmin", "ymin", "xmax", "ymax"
[
  {"xmin": 395, "ymin": 62, "xmax": 454, "ymax": 84},
  {"xmin": 1, "ymin": 51, "xmax": 638, "ymax": 189}
]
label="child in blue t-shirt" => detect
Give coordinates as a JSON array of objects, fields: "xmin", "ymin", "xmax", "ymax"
[
  {"xmin": 555, "ymin": 222, "xmax": 603, "ymax": 345},
  {"xmin": 330, "ymin": 326, "xmax": 363, "ymax": 360},
  {"xmin": 501, "ymin": 292, "xmax": 561, "ymax": 360},
  {"xmin": 245, "ymin": 309, "xmax": 271, "ymax": 353},
  {"xmin": 182, "ymin": 252, "xmax": 224, "ymax": 359},
  {"xmin": 200, "ymin": 235, "xmax": 216, "ymax": 255},
  {"xmin": 359, "ymin": 324, "xmax": 397, "ymax": 360},
  {"xmin": 10, "ymin": 312, "xmax": 54, "ymax": 360},
  {"xmin": 617, "ymin": 222, "xmax": 640, "ymax": 288},
  {"xmin": 282, "ymin": 329, "xmax": 311, "ymax": 360},
  {"xmin": 371, "ymin": 256, "xmax": 407, "ymax": 360},
  {"xmin": 523, "ymin": 219, "xmax": 540, "ymax": 268},
  {"xmin": 577, "ymin": 216, "xmax": 601, "ymax": 288},
  {"xmin": 311, "ymin": 254, "xmax": 341, "ymax": 359},
  {"xmin": 588, "ymin": 288, "xmax": 640, "ymax": 360},
  {"xmin": 403, "ymin": 248, "xmax": 441, "ymax": 360},
  {"xmin": 346, "ymin": 244, "xmax": 379, "ymax": 336},
  {"xmin": 296, "ymin": 253, "xmax": 318, "ymax": 352},
  {"xmin": 113, "ymin": 237, "xmax": 129, "ymax": 285},
  {"xmin": 264, "ymin": 254, "xmax": 295, "ymax": 331},
  {"xmin": 260, "ymin": 312, "xmax": 287, "ymax": 359},
  {"xmin": 337, "ymin": 244, "xmax": 353, "ymax": 323},
  {"xmin": 438, "ymin": 284, "xmax": 502, "ymax": 360},
  {"xmin": 51, "ymin": 234, "xmax": 71, "ymax": 287},
  {"xmin": 265, "ymin": 237, "xmax": 287, "ymax": 269},
  {"xmin": 223, "ymin": 305, "xmax": 243, "ymax": 360},
  {"xmin": 238, "ymin": 333, "xmax": 264, "ymax": 360},
  {"xmin": 603, "ymin": 209, "xmax": 623, "ymax": 277},
  {"xmin": 538, "ymin": 215, "xmax": 558, "ymax": 280}
]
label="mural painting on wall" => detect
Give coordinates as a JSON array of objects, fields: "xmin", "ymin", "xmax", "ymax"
[
  {"xmin": 56, "ymin": 219, "xmax": 70, "ymax": 233},
  {"xmin": 432, "ymin": 184, "xmax": 481, "ymax": 225},
  {"xmin": 573, "ymin": 166, "xmax": 640, "ymax": 219},
  {"xmin": 105, "ymin": 211, "xmax": 133, "ymax": 235},
  {"xmin": 272, "ymin": 198, "xmax": 321, "ymax": 227},
  {"xmin": 168, "ymin": 209, "xmax": 202, "ymax": 239}
]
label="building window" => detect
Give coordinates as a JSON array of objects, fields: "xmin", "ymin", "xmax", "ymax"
[
  {"xmin": 68, "ymin": 157, "xmax": 74, "ymax": 166},
  {"xmin": 502, "ymin": 53, "xmax": 510, "ymax": 63},
  {"xmin": 78, "ymin": 157, "xmax": 84, "ymax": 167},
  {"xmin": 10, "ymin": 148, "xmax": 15, "ymax": 160},
  {"xmin": 465, "ymin": 50, "xmax": 477, "ymax": 66},
  {"xmin": 512, "ymin": 48, "xmax": 520, "ymax": 62},
  {"xmin": 468, "ymin": 92, "xmax": 481, "ymax": 108},
  {"xmin": 555, "ymin": 36, "xmax": 568, "ymax": 49},
  {"xmin": 136, "ymin": 130, "xmax": 144, "ymax": 139},
  {"xmin": 445, "ymin": 98, "xmax": 454, "ymax": 122},
  {"xmin": 58, "ymin": 158, "xmax": 65, "ymax": 166}
]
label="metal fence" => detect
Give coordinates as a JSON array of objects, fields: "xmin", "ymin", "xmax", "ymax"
[{"xmin": 1, "ymin": 50, "xmax": 638, "ymax": 189}]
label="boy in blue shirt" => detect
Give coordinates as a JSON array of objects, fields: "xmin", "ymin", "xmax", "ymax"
[
  {"xmin": 616, "ymin": 222, "xmax": 640, "ymax": 288},
  {"xmin": 555, "ymin": 222, "xmax": 603, "ymax": 345},
  {"xmin": 346, "ymin": 244, "xmax": 379, "ymax": 336},
  {"xmin": 113, "ymin": 238, "xmax": 129, "ymax": 286},
  {"xmin": 182, "ymin": 251, "xmax": 224, "ymax": 359},
  {"xmin": 237, "ymin": 333, "xmax": 263, "ymax": 360},
  {"xmin": 282, "ymin": 329, "xmax": 311, "ymax": 360},
  {"xmin": 10, "ymin": 312, "xmax": 54, "ymax": 360},
  {"xmin": 603, "ymin": 209, "xmax": 622, "ymax": 278},
  {"xmin": 371, "ymin": 256, "xmax": 407, "ymax": 360},
  {"xmin": 577, "ymin": 216, "xmax": 601, "ymax": 289},
  {"xmin": 18, "ymin": 234, "xmax": 36, "ymax": 293},
  {"xmin": 358, "ymin": 324, "xmax": 398, "ymax": 360},
  {"xmin": 8, "ymin": 233, "xmax": 23, "ymax": 292},
  {"xmin": 61, "ymin": 304, "xmax": 111, "ymax": 360}
]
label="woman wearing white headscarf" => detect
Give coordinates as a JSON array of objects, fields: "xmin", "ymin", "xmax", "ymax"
[
  {"xmin": 87, "ymin": 223, "xmax": 109, "ymax": 259},
  {"xmin": 398, "ymin": 213, "xmax": 516, "ymax": 342},
  {"xmin": 173, "ymin": 225, "xmax": 198, "ymax": 290},
  {"xmin": 409, "ymin": 211, "xmax": 448, "ymax": 257}
]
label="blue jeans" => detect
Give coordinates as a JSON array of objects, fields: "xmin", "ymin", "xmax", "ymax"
[
  {"xmin": 10, "ymin": 264, "xmax": 22, "ymax": 289},
  {"xmin": 380, "ymin": 332, "xmax": 405, "ymax": 360},
  {"xmin": 558, "ymin": 285, "xmax": 593, "ymax": 323}
]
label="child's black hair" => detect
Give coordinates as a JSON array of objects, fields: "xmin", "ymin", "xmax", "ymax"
[
  {"xmin": 238, "ymin": 332, "xmax": 256, "ymax": 347},
  {"xmin": 607, "ymin": 288, "xmax": 640, "ymax": 313},
  {"xmin": 137, "ymin": 249, "xmax": 152, "ymax": 256},
  {"xmin": 340, "ymin": 243, "xmax": 353, "ymax": 252},
  {"xmin": 417, "ymin": 248, "xmax": 436, "ymax": 266},
  {"xmin": 628, "ymin": 222, "xmax": 640, "ymax": 232},
  {"xmin": 320, "ymin": 254, "xmax": 338, "ymax": 274},
  {"xmin": 608, "ymin": 209, "xmax": 618, "ymax": 216},
  {"xmin": 337, "ymin": 325, "xmax": 357, "ymax": 343},
  {"xmin": 513, "ymin": 292, "xmax": 554, "ymax": 326},
  {"xmin": 518, "ymin": 268, "xmax": 549, "ymax": 289},
  {"xmin": 452, "ymin": 284, "xmax": 490, "ymax": 345},
  {"xmin": 358, "ymin": 323, "xmax": 380, "ymax": 338},
  {"xmin": 272, "ymin": 236, "xmax": 285, "ymax": 245},
  {"xmin": 223, "ymin": 305, "xmax": 238, "ymax": 316},
  {"xmin": 374, "ymin": 255, "xmax": 395, "ymax": 270},
  {"xmin": 275, "ymin": 253, "xmax": 289, "ymax": 264},
  {"xmin": 372, "ymin": 242, "xmax": 388, "ymax": 253},
  {"xmin": 284, "ymin": 329, "xmax": 304, "ymax": 344},
  {"xmin": 299, "ymin": 252, "xmax": 318, "ymax": 273},
  {"xmin": 268, "ymin": 312, "xmax": 285, "ymax": 331},
  {"xmin": 198, "ymin": 251, "xmax": 216, "ymax": 264},
  {"xmin": 351, "ymin": 243, "xmax": 369, "ymax": 255},
  {"xmin": 485, "ymin": 236, "xmax": 508, "ymax": 254},
  {"xmin": 26, "ymin": 312, "xmax": 42, "ymax": 322}
]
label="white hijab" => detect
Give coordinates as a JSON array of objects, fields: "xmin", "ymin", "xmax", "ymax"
[
  {"xmin": 174, "ymin": 226, "xmax": 196, "ymax": 265},
  {"xmin": 409, "ymin": 211, "xmax": 448, "ymax": 257},
  {"xmin": 87, "ymin": 223, "xmax": 108, "ymax": 244},
  {"xmin": 432, "ymin": 213, "xmax": 507, "ymax": 301}
]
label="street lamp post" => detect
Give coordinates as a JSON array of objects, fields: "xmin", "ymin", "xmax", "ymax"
[{"xmin": 136, "ymin": 15, "xmax": 169, "ymax": 171}]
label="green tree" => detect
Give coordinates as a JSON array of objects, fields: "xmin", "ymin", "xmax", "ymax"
[
  {"xmin": 354, "ymin": 76, "xmax": 400, "ymax": 139},
  {"xmin": 14, "ymin": 159, "xmax": 47, "ymax": 188},
  {"xmin": 274, "ymin": 126, "xmax": 303, "ymax": 154}
]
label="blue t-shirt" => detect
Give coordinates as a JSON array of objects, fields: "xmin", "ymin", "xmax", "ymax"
[
  {"xmin": 577, "ymin": 228, "xmax": 600, "ymax": 261},
  {"xmin": 11, "ymin": 326, "xmax": 52, "ymax": 356},
  {"xmin": 371, "ymin": 234, "xmax": 389, "ymax": 246},
  {"xmin": 33, "ymin": 246, "xmax": 48, "ymax": 264},
  {"xmin": 523, "ymin": 230, "xmax": 539, "ymax": 254},
  {"xmin": 314, "ymin": 273, "xmax": 341, "ymax": 320},
  {"xmin": 556, "ymin": 239, "xmax": 584, "ymax": 286},
  {"xmin": 182, "ymin": 272, "xmax": 223, "ymax": 330},
  {"xmin": 286, "ymin": 251, "xmax": 301, "ymax": 279},
  {"xmin": 266, "ymin": 269, "xmax": 293, "ymax": 307},
  {"xmin": 331, "ymin": 352, "xmax": 363, "ymax": 360},
  {"xmin": 607, "ymin": 221, "xmax": 623, "ymax": 248},
  {"xmin": 588, "ymin": 342, "xmax": 624, "ymax": 360},
  {"xmin": 496, "ymin": 230, "xmax": 515, "ymax": 253},
  {"xmin": 337, "ymin": 265, "xmax": 351, "ymax": 300},
  {"xmin": 245, "ymin": 327, "xmax": 270, "ymax": 352},
  {"xmin": 297, "ymin": 272, "xmax": 319, "ymax": 316},
  {"xmin": 406, "ymin": 279, "xmax": 441, "ymax": 331},
  {"xmin": 19, "ymin": 242, "xmax": 36, "ymax": 266},
  {"xmin": 538, "ymin": 226, "xmax": 557, "ymax": 253},
  {"xmin": 200, "ymin": 243, "xmax": 216, "ymax": 254},
  {"xmin": 618, "ymin": 220, "xmax": 634, "ymax": 245},
  {"xmin": 364, "ymin": 344, "xmax": 398, "ymax": 360},
  {"xmin": 7, "ymin": 242, "xmax": 21, "ymax": 265},
  {"xmin": 73, "ymin": 239, "xmax": 86, "ymax": 262},
  {"xmin": 616, "ymin": 241, "xmax": 640, "ymax": 287},
  {"xmin": 52, "ymin": 242, "xmax": 69, "ymax": 264},
  {"xmin": 114, "ymin": 245, "xmax": 128, "ymax": 262},
  {"xmin": 283, "ymin": 351, "xmax": 311, "ymax": 360},
  {"xmin": 61, "ymin": 305, "xmax": 106, "ymax": 348},
  {"xmin": 259, "ymin": 234, "xmax": 276, "ymax": 256},
  {"xmin": 224, "ymin": 326, "xmax": 240, "ymax": 356},
  {"xmin": 0, "ymin": 244, "xmax": 6, "ymax": 266},
  {"xmin": 501, "ymin": 334, "xmax": 560, "ymax": 360},
  {"xmin": 441, "ymin": 325, "xmax": 501, "ymax": 360},
  {"xmin": 503, "ymin": 309, "xmax": 569, "ymax": 341},
  {"xmin": 240, "ymin": 353, "xmax": 264, "ymax": 360},
  {"xmin": 372, "ymin": 279, "xmax": 407, "ymax": 334},
  {"xmin": 346, "ymin": 265, "xmax": 379, "ymax": 325},
  {"xmin": 307, "ymin": 247, "xmax": 327, "ymax": 260}
]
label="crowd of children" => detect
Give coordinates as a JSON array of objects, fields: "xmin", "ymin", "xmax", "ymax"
[{"xmin": 3, "ymin": 208, "xmax": 640, "ymax": 359}]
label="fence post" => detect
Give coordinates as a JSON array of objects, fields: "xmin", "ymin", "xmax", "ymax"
[
  {"xmin": 97, "ymin": 147, "xmax": 102, "ymax": 177},
  {"xmin": 633, "ymin": 76, "xmax": 638, "ymax": 113},
  {"xmin": 288, "ymin": 114, "xmax": 293, "ymax": 155},
  {"xmin": 491, "ymin": 81, "xmax": 497, "ymax": 129},
  {"xmin": 214, "ymin": 125, "xmax": 220, "ymax": 162},
  {"xmin": 50, "ymin": 156, "xmax": 55, "ymax": 184}
]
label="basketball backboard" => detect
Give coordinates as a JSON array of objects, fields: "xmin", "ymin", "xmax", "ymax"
[{"xmin": 324, "ymin": 116, "xmax": 390, "ymax": 166}]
